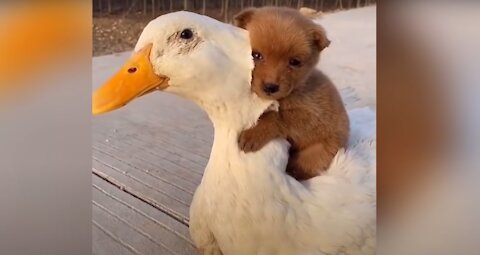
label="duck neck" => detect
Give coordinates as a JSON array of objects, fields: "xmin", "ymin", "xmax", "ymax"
[
  {"xmin": 198, "ymin": 93, "xmax": 290, "ymax": 182},
  {"xmin": 194, "ymin": 89, "xmax": 275, "ymax": 133}
]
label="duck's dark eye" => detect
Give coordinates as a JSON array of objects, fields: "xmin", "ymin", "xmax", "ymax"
[
  {"xmin": 180, "ymin": 29, "xmax": 194, "ymax": 39},
  {"xmin": 289, "ymin": 58, "xmax": 302, "ymax": 67},
  {"xmin": 252, "ymin": 51, "xmax": 263, "ymax": 60}
]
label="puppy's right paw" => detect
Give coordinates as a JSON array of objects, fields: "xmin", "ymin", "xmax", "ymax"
[{"xmin": 238, "ymin": 128, "xmax": 269, "ymax": 153}]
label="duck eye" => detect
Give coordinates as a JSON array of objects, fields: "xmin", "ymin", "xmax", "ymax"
[
  {"xmin": 289, "ymin": 58, "xmax": 302, "ymax": 67},
  {"xmin": 252, "ymin": 51, "xmax": 263, "ymax": 60},
  {"xmin": 180, "ymin": 29, "xmax": 194, "ymax": 39}
]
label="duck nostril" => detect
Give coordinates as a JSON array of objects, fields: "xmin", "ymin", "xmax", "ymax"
[
  {"xmin": 127, "ymin": 67, "xmax": 137, "ymax": 73},
  {"xmin": 263, "ymin": 83, "xmax": 279, "ymax": 94}
]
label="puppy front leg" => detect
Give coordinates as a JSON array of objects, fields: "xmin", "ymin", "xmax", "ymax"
[{"xmin": 238, "ymin": 111, "xmax": 285, "ymax": 152}]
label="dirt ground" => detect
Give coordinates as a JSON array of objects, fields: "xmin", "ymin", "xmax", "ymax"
[
  {"xmin": 93, "ymin": 15, "xmax": 150, "ymax": 56},
  {"xmin": 93, "ymin": 9, "xmax": 231, "ymax": 56}
]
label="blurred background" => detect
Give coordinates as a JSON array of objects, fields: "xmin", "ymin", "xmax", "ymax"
[{"xmin": 93, "ymin": 0, "xmax": 376, "ymax": 55}]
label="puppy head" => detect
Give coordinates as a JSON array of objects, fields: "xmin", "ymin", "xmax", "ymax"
[{"xmin": 234, "ymin": 7, "xmax": 330, "ymax": 100}]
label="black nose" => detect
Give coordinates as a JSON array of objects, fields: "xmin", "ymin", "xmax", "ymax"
[{"xmin": 263, "ymin": 83, "xmax": 279, "ymax": 94}]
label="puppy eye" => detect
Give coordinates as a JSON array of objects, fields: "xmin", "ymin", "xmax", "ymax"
[
  {"xmin": 252, "ymin": 51, "xmax": 263, "ymax": 60},
  {"xmin": 180, "ymin": 29, "xmax": 194, "ymax": 39},
  {"xmin": 289, "ymin": 58, "xmax": 302, "ymax": 67}
]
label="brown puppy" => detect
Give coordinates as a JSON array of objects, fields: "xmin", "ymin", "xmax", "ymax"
[{"xmin": 234, "ymin": 7, "xmax": 349, "ymax": 180}]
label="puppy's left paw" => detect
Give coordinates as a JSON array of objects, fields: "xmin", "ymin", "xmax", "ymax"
[{"xmin": 238, "ymin": 128, "xmax": 270, "ymax": 153}]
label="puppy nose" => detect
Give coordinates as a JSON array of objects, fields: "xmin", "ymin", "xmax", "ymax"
[{"xmin": 263, "ymin": 83, "xmax": 279, "ymax": 94}]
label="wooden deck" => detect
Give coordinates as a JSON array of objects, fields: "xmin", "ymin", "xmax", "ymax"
[{"xmin": 93, "ymin": 54, "xmax": 213, "ymax": 254}]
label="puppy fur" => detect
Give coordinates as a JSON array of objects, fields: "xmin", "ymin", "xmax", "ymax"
[{"xmin": 234, "ymin": 7, "xmax": 349, "ymax": 180}]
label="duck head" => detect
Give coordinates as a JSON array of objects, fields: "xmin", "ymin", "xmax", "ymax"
[{"xmin": 93, "ymin": 11, "xmax": 272, "ymax": 125}]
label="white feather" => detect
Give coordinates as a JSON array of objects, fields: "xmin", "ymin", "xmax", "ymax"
[{"xmin": 135, "ymin": 11, "xmax": 376, "ymax": 255}]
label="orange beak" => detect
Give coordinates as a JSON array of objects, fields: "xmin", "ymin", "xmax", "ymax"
[{"xmin": 92, "ymin": 43, "xmax": 169, "ymax": 115}]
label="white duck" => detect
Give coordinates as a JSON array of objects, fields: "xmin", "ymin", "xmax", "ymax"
[{"xmin": 92, "ymin": 11, "xmax": 376, "ymax": 255}]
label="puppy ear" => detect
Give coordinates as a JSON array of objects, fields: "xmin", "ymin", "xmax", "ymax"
[
  {"xmin": 311, "ymin": 24, "xmax": 331, "ymax": 51},
  {"xmin": 299, "ymin": 7, "xmax": 323, "ymax": 20},
  {"xmin": 234, "ymin": 8, "xmax": 256, "ymax": 28}
]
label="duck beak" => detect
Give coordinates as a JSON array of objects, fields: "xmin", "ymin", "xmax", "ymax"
[{"xmin": 92, "ymin": 43, "xmax": 169, "ymax": 115}]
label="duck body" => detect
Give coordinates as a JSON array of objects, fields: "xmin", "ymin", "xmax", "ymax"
[
  {"xmin": 191, "ymin": 103, "xmax": 376, "ymax": 255},
  {"xmin": 91, "ymin": 11, "xmax": 376, "ymax": 255}
]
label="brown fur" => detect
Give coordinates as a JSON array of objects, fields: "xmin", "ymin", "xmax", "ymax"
[{"xmin": 234, "ymin": 7, "xmax": 349, "ymax": 180}]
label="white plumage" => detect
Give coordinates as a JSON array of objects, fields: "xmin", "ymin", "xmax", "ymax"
[{"xmin": 131, "ymin": 11, "xmax": 376, "ymax": 255}]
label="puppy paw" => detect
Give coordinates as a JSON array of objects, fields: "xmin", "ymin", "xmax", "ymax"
[{"xmin": 238, "ymin": 128, "xmax": 270, "ymax": 153}]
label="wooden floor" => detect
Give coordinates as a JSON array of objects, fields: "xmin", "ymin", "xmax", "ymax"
[{"xmin": 92, "ymin": 86, "xmax": 213, "ymax": 254}]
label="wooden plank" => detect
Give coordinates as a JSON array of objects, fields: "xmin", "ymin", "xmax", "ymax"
[
  {"xmin": 93, "ymin": 126, "xmax": 208, "ymax": 177},
  {"xmin": 93, "ymin": 222, "xmax": 138, "ymax": 255},
  {"xmin": 93, "ymin": 103, "xmax": 213, "ymax": 160},
  {"xmin": 98, "ymin": 121, "xmax": 211, "ymax": 165},
  {"xmin": 93, "ymin": 174, "xmax": 192, "ymax": 241},
  {"xmin": 93, "ymin": 142, "xmax": 199, "ymax": 194},
  {"xmin": 93, "ymin": 156, "xmax": 191, "ymax": 224},
  {"xmin": 93, "ymin": 175, "xmax": 197, "ymax": 255},
  {"xmin": 93, "ymin": 92, "xmax": 213, "ymax": 145},
  {"xmin": 93, "ymin": 148, "xmax": 193, "ymax": 205},
  {"xmin": 93, "ymin": 204, "xmax": 174, "ymax": 255}
]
